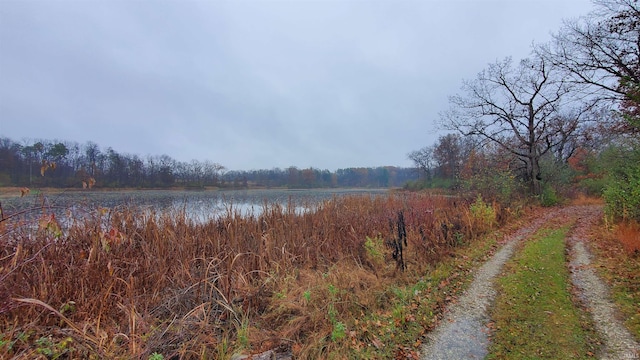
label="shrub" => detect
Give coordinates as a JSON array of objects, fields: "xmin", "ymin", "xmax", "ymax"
[
  {"xmin": 149, "ymin": 353, "xmax": 164, "ymax": 360},
  {"xmin": 469, "ymin": 195, "xmax": 496, "ymax": 233},
  {"xmin": 364, "ymin": 236, "xmax": 385, "ymax": 268},
  {"xmin": 603, "ymin": 145, "xmax": 640, "ymax": 222},
  {"xmin": 540, "ymin": 185, "xmax": 560, "ymax": 207},
  {"xmin": 577, "ymin": 177, "xmax": 607, "ymax": 196},
  {"xmin": 463, "ymin": 170, "xmax": 522, "ymax": 205},
  {"xmin": 330, "ymin": 322, "xmax": 346, "ymax": 342}
]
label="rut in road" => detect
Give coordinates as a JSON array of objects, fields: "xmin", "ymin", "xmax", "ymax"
[
  {"xmin": 568, "ymin": 208, "xmax": 639, "ymax": 360},
  {"xmin": 420, "ymin": 205, "xmax": 639, "ymax": 360},
  {"xmin": 420, "ymin": 207, "xmax": 568, "ymax": 360}
]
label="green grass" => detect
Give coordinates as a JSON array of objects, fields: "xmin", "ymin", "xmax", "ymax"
[
  {"xmin": 339, "ymin": 228, "xmax": 501, "ymax": 359},
  {"xmin": 487, "ymin": 226, "xmax": 597, "ymax": 359}
]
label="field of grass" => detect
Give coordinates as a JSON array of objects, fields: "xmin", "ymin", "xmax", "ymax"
[
  {"xmin": 487, "ymin": 226, "xmax": 598, "ymax": 359},
  {"xmin": 0, "ymin": 190, "xmax": 507, "ymax": 359}
]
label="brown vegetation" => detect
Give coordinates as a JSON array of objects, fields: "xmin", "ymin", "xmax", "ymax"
[
  {"xmin": 614, "ymin": 221, "xmax": 640, "ymax": 256},
  {"xmin": 588, "ymin": 218, "xmax": 640, "ymax": 340},
  {"xmin": 0, "ymin": 192, "xmax": 508, "ymax": 358}
]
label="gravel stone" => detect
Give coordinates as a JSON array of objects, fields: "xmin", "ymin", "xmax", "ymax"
[
  {"xmin": 568, "ymin": 207, "xmax": 640, "ymax": 360},
  {"xmin": 422, "ymin": 206, "xmax": 639, "ymax": 360},
  {"xmin": 421, "ymin": 208, "xmax": 561, "ymax": 360}
]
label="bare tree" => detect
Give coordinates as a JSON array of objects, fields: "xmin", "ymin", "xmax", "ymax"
[
  {"xmin": 541, "ymin": 0, "xmax": 640, "ymax": 132},
  {"xmin": 441, "ymin": 55, "xmax": 578, "ymax": 194},
  {"xmin": 407, "ymin": 146, "xmax": 434, "ymax": 181},
  {"xmin": 433, "ymin": 133, "xmax": 465, "ymax": 180}
]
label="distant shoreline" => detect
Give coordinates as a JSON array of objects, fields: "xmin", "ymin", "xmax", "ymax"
[{"xmin": 0, "ymin": 186, "xmax": 393, "ymax": 200}]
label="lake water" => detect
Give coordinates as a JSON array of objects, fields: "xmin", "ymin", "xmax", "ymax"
[{"xmin": 1, "ymin": 188, "xmax": 389, "ymax": 226}]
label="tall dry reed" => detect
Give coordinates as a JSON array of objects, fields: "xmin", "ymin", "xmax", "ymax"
[{"xmin": 0, "ymin": 192, "xmax": 500, "ymax": 358}]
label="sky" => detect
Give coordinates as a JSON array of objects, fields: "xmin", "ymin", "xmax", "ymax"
[{"xmin": 0, "ymin": 0, "xmax": 596, "ymax": 171}]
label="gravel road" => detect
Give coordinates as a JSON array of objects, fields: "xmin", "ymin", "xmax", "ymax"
[
  {"xmin": 421, "ymin": 207, "xmax": 563, "ymax": 359},
  {"xmin": 568, "ymin": 207, "xmax": 640, "ymax": 360},
  {"xmin": 421, "ymin": 205, "xmax": 639, "ymax": 360}
]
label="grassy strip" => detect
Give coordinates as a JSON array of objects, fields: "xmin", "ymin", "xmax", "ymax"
[
  {"xmin": 334, "ymin": 228, "xmax": 501, "ymax": 359},
  {"xmin": 487, "ymin": 226, "xmax": 597, "ymax": 359}
]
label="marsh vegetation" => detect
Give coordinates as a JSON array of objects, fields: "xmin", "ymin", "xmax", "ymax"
[{"xmin": 0, "ymin": 189, "xmax": 505, "ymax": 359}]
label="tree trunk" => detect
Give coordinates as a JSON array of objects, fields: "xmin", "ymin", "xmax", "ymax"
[
  {"xmin": 531, "ymin": 157, "xmax": 542, "ymax": 195},
  {"xmin": 526, "ymin": 154, "xmax": 542, "ymax": 195}
]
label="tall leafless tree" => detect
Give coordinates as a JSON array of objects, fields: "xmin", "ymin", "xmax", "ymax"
[
  {"xmin": 433, "ymin": 133, "xmax": 466, "ymax": 180},
  {"xmin": 407, "ymin": 146, "xmax": 434, "ymax": 181},
  {"xmin": 441, "ymin": 55, "xmax": 579, "ymax": 195}
]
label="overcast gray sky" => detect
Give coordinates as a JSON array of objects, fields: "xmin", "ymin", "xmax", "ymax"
[{"xmin": 0, "ymin": 0, "xmax": 594, "ymax": 171}]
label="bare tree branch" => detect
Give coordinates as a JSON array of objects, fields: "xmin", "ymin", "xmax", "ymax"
[{"xmin": 440, "ymin": 54, "xmax": 582, "ymax": 194}]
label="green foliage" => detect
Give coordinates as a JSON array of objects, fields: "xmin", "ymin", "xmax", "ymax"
[
  {"xmin": 463, "ymin": 169, "xmax": 521, "ymax": 204},
  {"xmin": 469, "ymin": 195, "xmax": 496, "ymax": 230},
  {"xmin": 330, "ymin": 321, "xmax": 346, "ymax": 342},
  {"xmin": 364, "ymin": 236, "xmax": 385, "ymax": 267},
  {"xmin": 235, "ymin": 318, "xmax": 250, "ymax": 349},
  {"xmin": 34, "ymin": 336, "xmax": 74, "ymax": 359},
  {"xmin": 539, "ymin": 185, "xmax": 560, "ymax": 207},
  {"xmin": 59, "ymin": 301, "xmax": 76, "ymax": 316},
  {"xmin": 326, "ymin": 303, "xmax": 346, "ymax": 342},
  {"xmin": 327, "ymin": 284, "xmax": 338, "ymax": 297},
  {"xmin": 0, "ymin": 334, "xmax": 12, "ymax": 353},
  {"xmin": 604, "ymin": 169, "xmax": 640, "ymax": 221},
  {"xmin": 538, "ymin": 154, "xmax": 575, "ymax": 201},
  {"xmin": 148, "ymin": 353, "xmax": 165, "ymax": 360},
  {"xmin": 403, "ymin": 177, "xmax": 455, "ymax": 191},
  {"xmin": 488, "ymin": 227, "xmax": 596, "ymax": 359},
  {"xmin": 602, "ymin": 145, "xmax": 640, "ymax": 222},
  {"xmin": 539, "ymin": 154, "xmax": 573, "ymax": 183},
  {"xmin": 579, "ymin": 177, "xmax": 607, "ymax": 196}
]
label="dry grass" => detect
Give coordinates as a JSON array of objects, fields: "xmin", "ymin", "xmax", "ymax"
[
  {"xmin": 0, "ymin": 192, "xmax": 507, "ymax": 359},
  {"xmin": 569, "ymin": 194, "xmax": 605, "ymax": 206},
  {"xmin": 615, "ymin": 221, "xmax": 640, "ymax": 255},
  {"xmin": 589, "ymin": 219, "xmax": 640, "ymax": 341}
]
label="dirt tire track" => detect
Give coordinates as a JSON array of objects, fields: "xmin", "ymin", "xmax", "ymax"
[
  {"xmin": 421, "ymin": 206, "xmax": 573, "ymax": 360},
  {"xmin": 421, "ymin": 205, "xmax": 639, "ymax": 359},
  {"xmin": 568, "ymin": 206, "xmax": 640, "ymax": 359}
]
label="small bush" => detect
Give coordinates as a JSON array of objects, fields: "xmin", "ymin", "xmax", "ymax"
[
  {"xmin": 149, "ymin": 353, "xmax": 164, "ymax": 360},
  {"xmin": 603, "ymin": 165, "xmax": 640, "ymax": 222},
  {"xmin": 540, "ymin": 186, "xmax": 560, "ymax": 207},
  {"xmin": 463, "ymin": 170, "xmax": 522, "ymax": 205},
  {"xmin": 331, "ymin": 322, "xmax": 346, "ymax": 342},
  {"xmin": 364, "ymin": 236, "xmax": 385, "ymax": 267},
  {"xmin": 602, "ymin": 144, "xmax": 640, "ymax": 222},
  {"xmin": 469, "ymin": 195, "xmax": 496, "ymax": 232},
  {"xmin": 577, "ymin": 177, "xmax": 607, "ymax": 196}
]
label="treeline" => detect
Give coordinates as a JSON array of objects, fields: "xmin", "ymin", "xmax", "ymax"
[
  {"xmin": 0, "ymin": 137, "xmax": 419, "ymax": 189},
  {"xmin": 222, "ymin": 166, "xmax": 417, "ymax": 188}
]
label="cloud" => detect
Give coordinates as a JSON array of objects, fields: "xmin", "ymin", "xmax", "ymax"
[{"xmin": 0, "ymin": 0, "xmax": 595, "ymax": 170}]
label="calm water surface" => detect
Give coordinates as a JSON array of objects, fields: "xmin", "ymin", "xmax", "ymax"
[{"xmin": 1, "ymin": 188, "xmax": 388, "ymax": 225}]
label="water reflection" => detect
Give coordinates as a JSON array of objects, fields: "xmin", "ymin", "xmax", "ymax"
[{"xmin": 1, "ymin": 188, "xmax": 388, "ymax": 227}]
